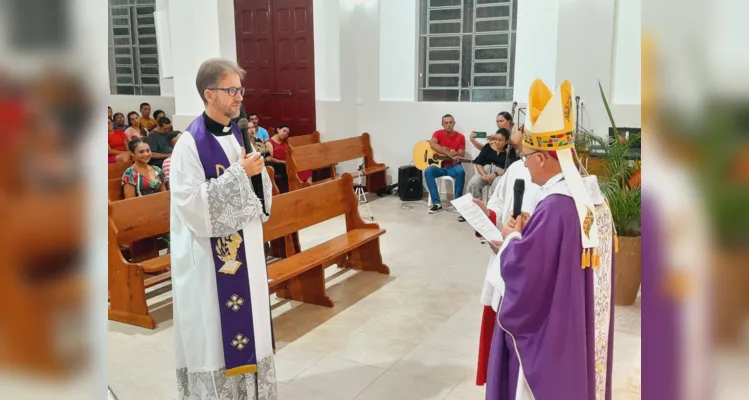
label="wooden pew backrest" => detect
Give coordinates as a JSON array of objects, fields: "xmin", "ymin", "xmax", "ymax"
[
  {"xmin": 287, "ymin": 131, "xmax": 321, "ymax": 147},
  {"xmin": 264, "ymin": 174, "xmax": 357, "ymax": 242},
  {"xmin": 108, "ymin": 178, "xmax": 123, "ymax": 201},
  {"xmin": 109, "ymin": 162, "xmax": 132, "ymax": 180},
  {"xmin": 287, "ymin": 134, "xmax": 371, "ymax": 172},
  {"xmin": 108, "ymin": 191, "xmax": 170, "ymax": 244}
]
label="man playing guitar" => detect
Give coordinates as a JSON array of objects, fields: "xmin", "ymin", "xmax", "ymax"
[{"xmin": 426, "ymin": 114, "xmax": 466, "ymax": 217}]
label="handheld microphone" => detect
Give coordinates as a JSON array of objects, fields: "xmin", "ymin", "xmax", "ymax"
[
  {"xmin": 237, "ymin": 117, "xmax": 269, "ymax": 216},
  {"xmin": 237, "ymin": 118, "xmax": 252, "ymax": 153},
  {"xmin": 512, "ymin": 179, "xmax": 525, "ymax": 219}
]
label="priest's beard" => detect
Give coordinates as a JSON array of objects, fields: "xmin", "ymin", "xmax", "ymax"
[{"xmin": 208, "ymin": 99, "xmax": 241, "ymax": 121}]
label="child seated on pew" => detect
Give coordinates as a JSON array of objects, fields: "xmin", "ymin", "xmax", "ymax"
[{"xmin": 121, "ymin": 138, "xmax": 167, "ymax": 199}]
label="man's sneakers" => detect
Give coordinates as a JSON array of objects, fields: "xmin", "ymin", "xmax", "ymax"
[{"xmin": 430, "ymin": 204, "xmax": 465, "ymax": 222}]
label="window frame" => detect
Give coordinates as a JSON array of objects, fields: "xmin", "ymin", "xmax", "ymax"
[
  {"xmin": 417, "ymin": 0, "xmax": 518, "ymax": 102},
  {"xmin": 108, "ymin": 0, "xmax": 160, "ymax": 96}
]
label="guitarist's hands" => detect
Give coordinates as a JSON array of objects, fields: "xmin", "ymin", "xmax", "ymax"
[{"xmin": 448, "ymin": 149, "xmax": 458, "ymax": 157}]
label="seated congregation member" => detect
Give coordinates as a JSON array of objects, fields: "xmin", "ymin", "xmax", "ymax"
[
  {"xmin": 108, "ymin": 118, "xmax": 131, "ymax": 163},
  {"xmin": 108, "ymin": 106, "xmax": 113, "ymax": 120},
  {"xmin": 161, "ymin": 132, "xmax": 181, "ymax": 190},
  {"xmin": 465, "ymin": 128, "xmax": 509, "ymax": 201},
  {"xmin": 152, "ymin": 109, "xmax": 166, "ymax": 128},
  {"xmin": 125, "ymin": 111, "xmax": 148, "ymax": 140},
  {"xmin": 249, "ymin": 112, "xmax": 269, "ymax": 142},
  {"xmin": 147, "ymin": 117, "xmax": 178, "ymax": 168},
  {"xmin": 113, "ymin": 112, "xmax": 128, "ymax": 131},
  {"xmin": 266, "ymin": 124, "xmax": 312, "ymax": 188},
  {"xmin": 468, "ymin": 111, "xmax": 514, "ymax": 151},
  {"xmin": 425, "ymin": 114, "xmax": 466, "ymax": 216},
  {"xmin": 121, "ymin": 138, "xmax": 167, "ymax": 199},
  {"xmin": 248, "ymin": 120, "xmax": 271, "ymax": 161},
  {"xmin": 139, "ymin": 102, "xmax": 157, "ymax": 131}
]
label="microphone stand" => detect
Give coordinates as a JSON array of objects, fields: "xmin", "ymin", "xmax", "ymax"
[{"xmin": 354, "ymin": 163, "xmax": 374, "ymax": 220}]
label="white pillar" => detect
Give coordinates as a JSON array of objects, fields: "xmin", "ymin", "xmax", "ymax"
[
  {"xmin": 168, "ymin": 0, "xmax": 236, "ymax": 128},
  {"xmin": 554, "ymin": 0, "xmax": 618, "ymax": 135},
  {"xmin": 512, "ymin": 0, "xmax": 561, "ymax": 105}
]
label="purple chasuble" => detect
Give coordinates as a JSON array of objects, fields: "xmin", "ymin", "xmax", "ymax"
[
  {"xmin": 187, "ymin": 114, "xmax": 259, "ymax": 377},
  {"xmin": 485, "ymin": 194, "xmax": 614, "ymax": 400}
]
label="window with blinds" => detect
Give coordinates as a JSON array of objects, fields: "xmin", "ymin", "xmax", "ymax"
[
  {"xmin": 108, "ymin": 0, "xmax": 160, "ymax": 96},
  {"xmin": 418, "ymin": 0, "xmax": 517, "ymax": 102}
]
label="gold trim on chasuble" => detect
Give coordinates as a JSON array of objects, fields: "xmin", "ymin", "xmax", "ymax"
[
  {"xmin": 496, "ymin": 295, "xmax": 536, "ymax": 400},
  {"xmin": 217, "ymin": 233, "xmax": 243, "ymax": 275},
  {"xmin": 592, "ymin": 200, "xmax": 614, "ymax": 400},
  {"xmin": 216, "ymin": 164, "xmax": 226, "ymax": 177}
]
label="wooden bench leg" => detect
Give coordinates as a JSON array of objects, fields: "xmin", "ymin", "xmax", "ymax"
[
  {"xmin": 275, "ymin": 265, "xmax": 334, "ymax": 308},
  {"xmin": 347, "ymin": 238, "xmax": 390, "ymax": 275},
  {"xmin": 108, "ymin": 264, "xmax": 155, "ymax": 329},
  {"xmin": 365, "ymin": 170, "xmax": 387, "ymax": 194}
]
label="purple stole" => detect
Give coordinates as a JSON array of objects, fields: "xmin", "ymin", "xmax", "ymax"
[{"xmin": 187, "ymin": 114, "xmax": 258, "ymax": 377}]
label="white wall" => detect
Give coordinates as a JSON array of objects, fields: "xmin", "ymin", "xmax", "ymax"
[
  {"xmin": 313, "ymin": 0, "xmax": 341, "ymax": 101},
  {"xmin": 512, "ymin": 0, "xmax": 560, "ymax": 104},
  {"xmin": 612, "ymin": 0, "xmax": 641, "ymax": 105},
  {"xmin": 379, "ymin": 0, "xmax": 417, "ymax": 101}
]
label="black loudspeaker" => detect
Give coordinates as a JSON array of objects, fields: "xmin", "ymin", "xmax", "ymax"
[{"xmin": 398, "ymin": 165, "xmax": 423, "ymax": 201}]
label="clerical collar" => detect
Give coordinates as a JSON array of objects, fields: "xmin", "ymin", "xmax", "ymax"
[{"xmin": 203, "ymin": 112, "xmax": 233, "ymax": 136}]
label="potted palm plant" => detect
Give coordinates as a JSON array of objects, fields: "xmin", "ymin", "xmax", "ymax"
[{"xmin": 584, "ymin": 82, "xmax": 642, "ymax": 306}]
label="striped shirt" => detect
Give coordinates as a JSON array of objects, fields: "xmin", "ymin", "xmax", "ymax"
[{"xmin": 163, "ymin": 157, "xmax": 171, "ymax": 181}]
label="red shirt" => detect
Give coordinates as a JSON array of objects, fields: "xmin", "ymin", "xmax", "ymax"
[
  {"xmin": 108, "ymin": 129, "xmax": 128, "ymax": 152},
  {"xmin": 432, "ymin": 129, "xmax": 465, "ymax": 167}
]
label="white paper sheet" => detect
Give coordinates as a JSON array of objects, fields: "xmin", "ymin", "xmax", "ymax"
[{"xmin": 451, "ymin": 194, "xmax": 504, "ymax": 242}]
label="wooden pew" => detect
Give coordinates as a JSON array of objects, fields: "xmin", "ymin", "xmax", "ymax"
[
  {"xmin": 108, "ymin": 178, "xmax": 123, "ymax": 201},
  {"xmin": 267, "ymin": 166, "xmax": 279, "ymax": 196},
  {"xmin": 108, "ymin": 192, "xmax": 171, "ymax": 329},
  {"xmin": 263, "ymin": 173, "xmax": 389, "ymax": 307},
  {"xmin": 287, "ymin": 130, "xmax": 321, "ymax": 147},
  {"xmin": 108, "ymin": 162, "xmax": 131, "ymax": 180},
  {"xmin": 266, "ymin": 164, "xmax": 301, "ymax": 258},
  {"xmin": 0, "ymin": 191, "xmax": 85, "ymax": 375},
  {"xmin": 286, "ymin": 130, "xmax": 336, "ymax": 185},
  {"xmin": 286, "ymin": 133, "xmax": 387, "ymax": 193}
]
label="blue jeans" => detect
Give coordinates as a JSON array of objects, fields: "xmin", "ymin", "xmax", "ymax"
[{"xmin": 424, "ymin": 164, "xmax": 465, "ymax": 205}]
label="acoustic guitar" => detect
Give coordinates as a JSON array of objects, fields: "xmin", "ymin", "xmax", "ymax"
[{"xmin": 412, "ymin": 140, "xmax": 473, "ymax": 171}]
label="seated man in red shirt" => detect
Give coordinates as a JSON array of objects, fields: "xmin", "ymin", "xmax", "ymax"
[{"xmin": 426, "ymin": 114, "xmax": 466, "ymax": 217}]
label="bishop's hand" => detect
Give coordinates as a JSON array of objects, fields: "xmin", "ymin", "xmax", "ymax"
[
  {"xmin": 489, "ymin": 240, "xmax": 503, "ymax": 254},
  {"xmin": 502, "ymin": 212, "xmax": 530, "ymax": 237}
]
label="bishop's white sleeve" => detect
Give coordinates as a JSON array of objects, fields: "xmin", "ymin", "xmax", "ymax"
[{"xmin": 170, "ymin": 132, "xmax": 268, "ymax": 238}]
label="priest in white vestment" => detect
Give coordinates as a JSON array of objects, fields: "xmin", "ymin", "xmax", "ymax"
[{"xmin": 170, "ymin": 58, "xmax": 277, "ymax": 400}]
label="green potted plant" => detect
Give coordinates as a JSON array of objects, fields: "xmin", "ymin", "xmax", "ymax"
[{"xmin": 584, "ymin": 81, "xmax": 642, "ymax": 306}]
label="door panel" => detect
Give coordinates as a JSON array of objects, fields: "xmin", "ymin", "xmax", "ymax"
[{"xmin": 235, "ymin": 0, "xmax": 315, "ymax": 135}]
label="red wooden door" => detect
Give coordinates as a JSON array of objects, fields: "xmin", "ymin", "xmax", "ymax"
[{"xmin": 234, "ymin": 0, "xmax": 316, "ymax": 136}]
